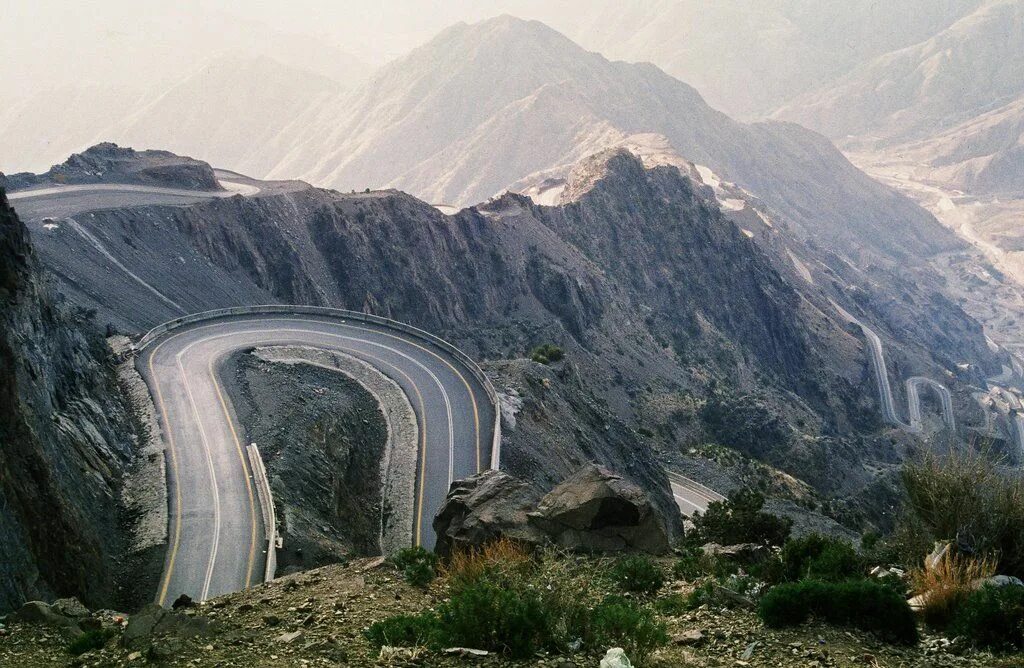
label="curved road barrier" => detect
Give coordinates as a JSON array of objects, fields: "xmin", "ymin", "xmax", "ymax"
[
  {"xmin": 246, "ymin": 444, "xmax": 277, "ymax": 582},
  {"xmin": 830, "ymin": 300, "xmax": 956, "ymax": 434},
  {"xmin": 136, "ymin": 306, "xmax": 499, "ymax": 605}
]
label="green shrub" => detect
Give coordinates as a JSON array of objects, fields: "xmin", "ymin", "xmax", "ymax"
[
  {"xmin": 758, "ymin": 579, "xmax": 918, "ymax": 644},
  {"xmin": 781, "ymin": 533, "xmax": 862, "ymax": 582},
  {"xmin": 68, "ymin": 629, "xmax": 115, "ymax": 656},
  {"xmin": 653, "ymin": 593, "xmax": 688, "ymax": 616},
  {"xmin": 364, "ymin": 613, "xmax": 439, "ymax": 648},
  {"xmin": 529, "ymin": 343, "xmax": 564, "ymax": 365},
  {"xmin": 588, "ymin": 596, "xmax": 668, "ymax": 662},
  {"xmin": 673, "ymin": 549, "xmax": 704, "ymax": 580},
  {"xmin": 371, "ymin": 550, "xmax": 671, "ymax": 660},
  {"xmin": 747, "ymin": 554, "xmax": 786, "ymax": 585},
  {"xmin": 690, "ymin": 489, "xmax": 792, "ymax": 548},
  {"xmin": 436, "ymin": 580, "xmax": 552, "ymax": 658},
  {"xmin": 611, "ymin": 555, "xmax": 665, "ymax": 594},
  {"xmin": 392, "ymin": 546, "xmax": 439, "ymax": 587},
  {"xmin": 949, "ymin": 584, "xmax": 1024, "ymax": 651}
]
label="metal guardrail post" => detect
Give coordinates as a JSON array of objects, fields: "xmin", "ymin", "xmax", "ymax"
[{"xmin": 246, "ymin": 443, "xmax": 277, "ymax": 582}]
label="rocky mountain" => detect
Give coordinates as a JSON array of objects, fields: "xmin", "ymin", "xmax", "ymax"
[
  {"xmin": 774, "ymin": 0, "xmax": 1024, "ymax": 147},
  {"xmin": 557, "ymin": 0, "xmax": 984, "ymax": 120},
  {"xmin": 101, "ymin": 56, "xmax": 346, "ymax": 180},
  {"xmin": 0, "ymin": 189, "xmax": 152, "ymax": 613},
  {"xmin": 12, "ymin": 144, "xmax": 1007, "ymax": 533},
  {"xmin": 860, "ymin": 95, "xmax": 1024, "ymax": 198},
  {"xmin": 257, "ymin": 15, "xmax": 955, "ymax": 270}
]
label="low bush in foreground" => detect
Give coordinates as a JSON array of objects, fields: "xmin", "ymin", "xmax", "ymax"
[
  {"xmin": 758, "ymin": 579, "xmax": 918, "ymax": 645},
  {"xmin": 392, "ymin": 546, "xmax": 439, "ymax": 587},
  {"xmin": 911, "ymin": 550, "xmax": 996, "ymax": 628},
  {"xmin": 611, "ymin": 555, "xmax": 665, "ymax": 594},
  {"xmin": 367, "ymin": 544, "xmax": 668, "ymax": 661},
  {"xmin": 68, "ymin": 629, "xmax": 116, "ymax": 656},
  {"xmin": 364, "ymin": 613, "xmax": 439, "ymax": 648},
  {"xmin": 588, "ymin": 596, "xmax": 668, "ymax": 660},
  {"xmin": 949, "ymin": 584, "xmax": 1024, "ymax": 651}
]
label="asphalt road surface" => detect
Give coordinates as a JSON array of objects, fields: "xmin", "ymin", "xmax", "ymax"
[
  {"xmin": 669, "ymin": 471, "xmax": 725, "ymax": 516},
  {"xmin": 139, "ymin": 314, "xmax": 495, "ymax": 605}
]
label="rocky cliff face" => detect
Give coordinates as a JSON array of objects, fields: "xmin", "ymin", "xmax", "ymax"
[{"xmin": 0, "ymin": 189, "xmax": 143, "ymax": 612}]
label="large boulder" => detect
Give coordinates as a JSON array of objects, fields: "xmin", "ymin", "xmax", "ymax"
[
  {"xmin": 433, "ymin": 469, "xmax": 546, "ymax": 558},
  {"xmin": 433, "ymin": 464, "xmax": 673, "ymax": 557},
  {"xmin": 530, "ymin": 464, "xmax": 671, "ymax": 554}
]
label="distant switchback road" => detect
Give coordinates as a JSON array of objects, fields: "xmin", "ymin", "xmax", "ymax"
[{"xmin": 138, "ymin": 310, "xmax": 496, "ymax": 605}]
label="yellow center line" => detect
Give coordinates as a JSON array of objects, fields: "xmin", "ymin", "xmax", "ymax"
[{"xmin": 148, "ymin": 339, "xmax": 184, "ymax": 607}]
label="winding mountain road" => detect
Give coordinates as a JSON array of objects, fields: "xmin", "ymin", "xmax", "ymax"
[
  {"xmin": 139, "ymin": 312, "xmax": 495, "ymax": 605},
  {"xmin": 831, "ymin": 300, "xmax": 956, "ymax": 433}
]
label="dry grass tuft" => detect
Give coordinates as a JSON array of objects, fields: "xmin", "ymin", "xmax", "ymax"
[
  {"xmin": 439, "ymin": 537, "xmax": 532, "ymax": 589},
  {"xmin": 911, "ymin": 549, "xmax": 996, "ymax": 627}
]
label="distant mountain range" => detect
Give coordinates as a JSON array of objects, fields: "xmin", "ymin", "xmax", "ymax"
[
  {"xmin": 558, "ymin": 0, "xmax": 985, "ymax": 120},
  {"xmin": 772, "ymin": 0, "xmax": 1023, "ymax": 197}
]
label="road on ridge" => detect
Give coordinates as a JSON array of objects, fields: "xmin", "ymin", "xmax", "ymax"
[{"xmin": 139, "ymin": 313, "xmax": 495, "ymax": 605}]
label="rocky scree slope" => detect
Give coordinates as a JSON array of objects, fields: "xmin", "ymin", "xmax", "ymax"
[
  {"xmin": 223, "ymin": 350, "xmax": 390, "ymax": 571},
  {"xmin": 0, "ymin": 189, "xmax": 147, "ymax": 613}
]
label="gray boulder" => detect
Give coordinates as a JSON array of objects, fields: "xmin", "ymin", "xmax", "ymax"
[
  {"xmin": 530, "ymin": 465, "xmax": 671, "ymax": 554},
  {"xmin": 433, "ymin": 469, "xmax": 546, "ymax": 558},
  {"xmin": 10, "ymin": 600, "xmax": 84, "ymax": 637},
  {"xmin": 433, "ymin": 464, "xmax": 673, "ymax": 557},
  {"xmin": 701, "ymin": 543, "xmax": 770, "ymax": 566}
]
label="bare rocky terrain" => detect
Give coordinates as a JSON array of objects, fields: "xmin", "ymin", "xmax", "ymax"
[
  {"xmin": 222, "ymin": 350, "xmax": 390, "ymax": 571},
  {"xmin": 1, "ymin": 556, "xmax": 1017, "ymax": 668},
  {"xmin": 5, "ymin": 142, "xmax": 1010, "ymax": 544},
  {"xmin": 0, "ymin": 191, "xmax": 155, "ymax": 612}
]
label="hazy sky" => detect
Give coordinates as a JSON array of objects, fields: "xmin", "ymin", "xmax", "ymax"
[{"xmin": 1, "ymin": 0, "xmax": 593, "ymax": 93}]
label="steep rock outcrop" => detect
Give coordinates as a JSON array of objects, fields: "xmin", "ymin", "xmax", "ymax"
[
  {"xmin": 5, "ymin": 142, "xmax": 221, "ymax": 192},
  {"xmin": 0, "ymin": 189, "xmax": 143, "ymax": 612}
]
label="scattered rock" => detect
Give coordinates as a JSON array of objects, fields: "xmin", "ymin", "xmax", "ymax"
[
  {"xmin": 701, "ymin": 543, "xmax": 769, "ymax": 565},
  {"xmin": 977, "ymin": 575, "xmax": 1024, "ymax": 588},
  {"xmin": 51, "ymin": 597, "xmax": 90, "ymax": 618},
  {"xmin": 673, "ymin": 629, "xmax": 704, "ymax": 646},
  {"xmin": 443, "ymin": 646, "xmax": 489, "ymax": 656},
  {"xmin": 600, "ymin": 647, "xmax": 633, "ymax": 668},
  {"xmin": 171, "ymin": 594, "xmax": 193, "ymax": 610},
  {"xmin": 275, "ymin": 630, "xmax": 304, "ymax": 644}
]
